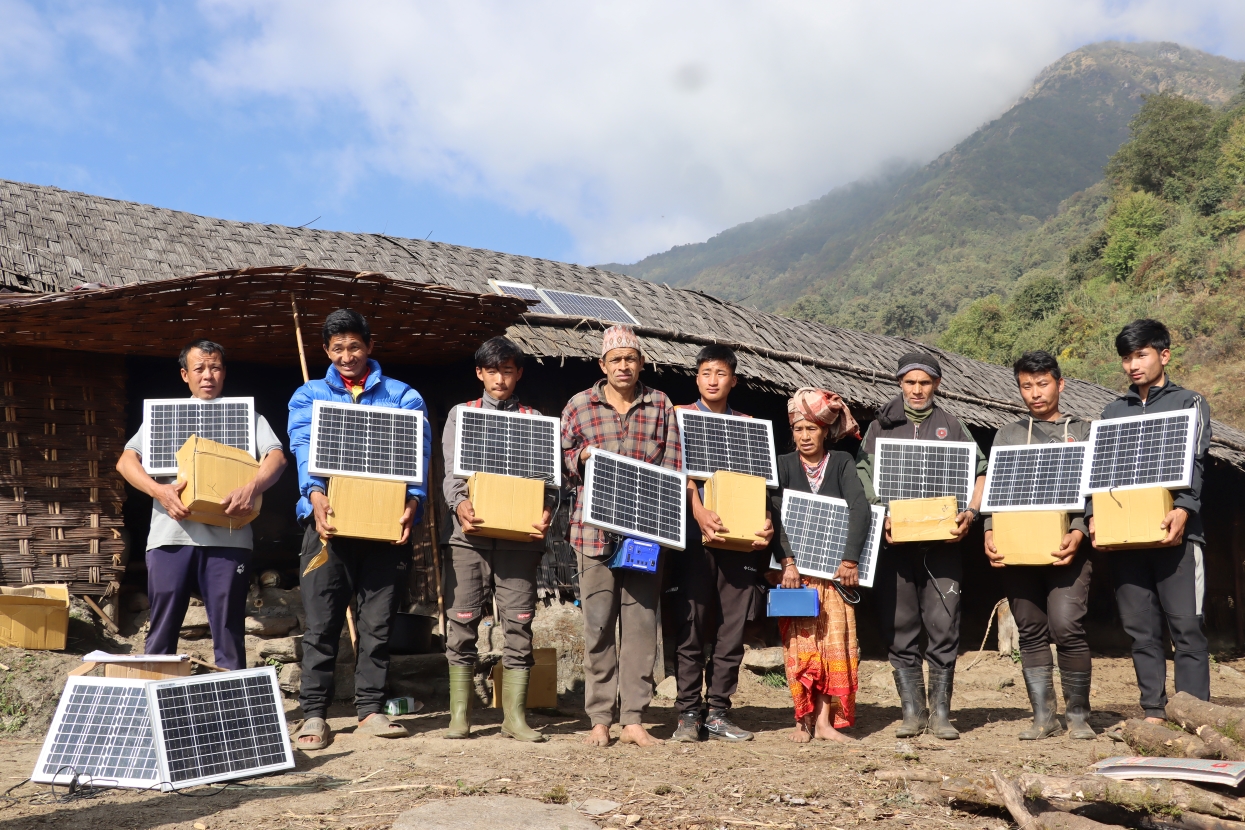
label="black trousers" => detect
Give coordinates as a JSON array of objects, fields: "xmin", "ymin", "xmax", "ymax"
[
  {"xmin": 671, "ymin": 539, "xmax": 762, "ymax": 714},
  {"xmin": 876, "ymin": 543, "xmax": 961, "ymax": 671},
  {"xmin": 1111, "ymin": 540, "xmax": 1209, "ymax": 719},
  {"xmin": 1003, "ymin": 552, "xmax": 1093, "ymax": 672},
  {"xmin": 297, "ymin": 524, "xmax": 408, "ymax": 720}
]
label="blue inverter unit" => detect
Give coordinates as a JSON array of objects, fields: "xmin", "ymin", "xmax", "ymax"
[
  {"xmin": 767, "ymin": 587, "xmax": 820, "ymax": 617},
  {"xmin": 607, "ymin": 538, "xmax": 661, "ymax": 573}
]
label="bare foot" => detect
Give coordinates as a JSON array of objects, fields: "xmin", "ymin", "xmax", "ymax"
[
  {"xmin": 618, "ymin": 724, "xmax": 663, "ymax": 747},
  {"xmin": 790, "ymin": 721, "xmax": 812, "ymax": 743},
  {"xmin": 583, "ymin": 724, "xmax": 611, "ymax": 747},
  {"xmin": 814, "ymin": 721, "xmax": 857, "ymax": 743},
  {"xmin": 1145, "ymin": 716, "xmax": 1166, "ymax": 725}
]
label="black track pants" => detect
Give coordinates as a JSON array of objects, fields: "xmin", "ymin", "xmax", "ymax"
[
  {"xmin": 875, "ymin": 543, "xmax": 962, "ymax": 671},
  {"xmin": 1002, "ymin": 551, "xmax": 1092, "ymax": 672}
]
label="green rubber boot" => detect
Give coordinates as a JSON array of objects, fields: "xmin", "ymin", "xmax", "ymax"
[
  {"xmin": 446, "ymin": 665, "xmax": 474, "ymax": 739},
  {"xmin": 500, "ymin": 668, "xmax": 547, "ymax": 743}
]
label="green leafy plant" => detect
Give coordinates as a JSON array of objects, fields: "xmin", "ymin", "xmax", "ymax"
[{"xmin": 542, "ymin": 785, "xmax": 569, "ymax": 805}]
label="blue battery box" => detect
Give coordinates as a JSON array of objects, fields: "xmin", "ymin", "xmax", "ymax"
[
  {"xmin": 767, "ymin": 587, "xmax": 820, "ymax": 617},
  {"xmin": 607, "ymin": 538, "xmax": 661, "ymax": 573}
]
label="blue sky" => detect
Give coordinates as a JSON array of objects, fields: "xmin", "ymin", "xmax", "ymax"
[{"xmin": 2, "ymin": 1, "xmax": 1244, "ymax": 266}]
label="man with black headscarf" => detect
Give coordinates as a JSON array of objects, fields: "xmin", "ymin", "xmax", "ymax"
[{"xmin": 856, "ymin": 352, "xmax": 986, "ymax": 740}]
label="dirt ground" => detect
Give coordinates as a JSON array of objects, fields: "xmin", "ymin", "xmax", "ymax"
[{"xmin": 5, "ymin": 613, "xmax": 1245, "ymax": 830}]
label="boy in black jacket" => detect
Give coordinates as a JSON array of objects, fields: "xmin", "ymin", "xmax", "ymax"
[{"xmin": 1087, "ymin": 319, "xmax": 1212, "ymax": 722}]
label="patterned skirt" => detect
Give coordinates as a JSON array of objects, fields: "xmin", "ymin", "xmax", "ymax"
[{"xmin": 778, "ymin": 576, "xmax": 859, "ymax": 728}]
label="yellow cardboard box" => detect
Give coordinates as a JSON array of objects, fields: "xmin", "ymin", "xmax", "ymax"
[
  {"xmin": 1092, "ymin": 486, "xmax": 1174, "ymax": 549},
  {"xmin": 328, "ymin": 475, "xmax": 408, "ymax": 542},
  {"xmin": 491, "ymin": 647, "xmax": 558, "ymax": 709},
  {"xmin": 0, "ymin": 584, "xmax": 70, "ymax": 650},
  {"xmin": 176, "ymin": 435, "xmax": 261, "ymax": 529},
  {"xmin": 702, "ymin": 470, "xmax": 767, "ymax": 551},
  {"xmin": 889, "ymin": 496, "xmax": 959, "ymax": 542},
  {"xmin": 466, "ymin": 472, "xmax": 545, "ymax": 543},
  {"xmin": 993, "ymin": 511, "xmax": 1069, "ymax": 565}
]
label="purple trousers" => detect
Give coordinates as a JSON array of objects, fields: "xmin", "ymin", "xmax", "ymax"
[{"xmin": 145, "ymin": 545, "xmax": 251, "ymax": 670}]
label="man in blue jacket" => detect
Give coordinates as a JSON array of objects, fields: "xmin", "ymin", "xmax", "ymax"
[{"xmin": 288, "ymin": 309, "xmax": 431, "ymax": 749}]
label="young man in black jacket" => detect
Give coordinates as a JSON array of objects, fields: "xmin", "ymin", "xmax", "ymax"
[{"xmin": 1087, "ymin": 319, "xmax": 1212, "ymax": 723}]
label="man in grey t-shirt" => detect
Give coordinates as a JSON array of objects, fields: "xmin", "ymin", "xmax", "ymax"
[{"xmin": 116, "ymin": 340, "xmax": 286, "ymax": 669}]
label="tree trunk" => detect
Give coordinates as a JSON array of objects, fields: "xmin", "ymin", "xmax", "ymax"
[
  {"xmin": 1167, "ymin": 692, "xmax": 1245, "ymax": 744},
  {"xmin": 1197, "ymin": 725, "xmax": 1245, "ymax": 761},
  {"xmin": 997, "ymin": 599, "xmax": 1020, "ymax": 655},
  {"xmin": 1124, "ymin": 717, "xmax": 1212, "ymax": 758},
  {"xmin": 1015, "ymin": 773, "xmax": 1245, "ymax": 820},
  {"xmin": 991, "ymin": 772, "xmax": 1120, "ymax": 830}
]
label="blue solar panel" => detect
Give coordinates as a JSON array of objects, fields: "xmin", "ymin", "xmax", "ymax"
[
  {"xmin": 538, "ymin": 289, "xmax": 638, "ymax": 325},
  {"xmin": 490, "ymin": 281, "xmax": 560, "ymax": 314}
]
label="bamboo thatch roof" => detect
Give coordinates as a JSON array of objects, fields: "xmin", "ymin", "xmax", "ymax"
[{"xmin": 3, "ymin": 178, "xmax": 1243, "ymax": 467}]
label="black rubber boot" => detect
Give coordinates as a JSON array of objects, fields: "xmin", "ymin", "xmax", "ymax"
[
  {"xmin": 670, "ymin": 708, "xmax": 704, "ymax": 743},
  {"xmin": 893, "ymin": 667, "xmax": 928, "ymax": 738},
  {"xmin": 1061, "ymin": 669, "xmax": 1095, "ymax": 740},
  {"xmin": 446, "ymin": 665, "xmax": 474, "ymax": 739},
  {"xmin": 1018, "ymin": 665, "xmax": 1064, "ymax": 740},
  {"xmin": 926, "ymin": 665, "xmax": 960, "ymax": 740}
]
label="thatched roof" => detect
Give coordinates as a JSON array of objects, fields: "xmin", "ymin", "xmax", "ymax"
[{"xmin": 3, "ymin": 178, "xmax": 1243, "ymax": 467}]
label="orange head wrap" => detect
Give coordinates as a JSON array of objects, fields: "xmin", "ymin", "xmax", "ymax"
[{"xmin": 787, "ymin": 386, "xmax": 859, "ymax": 442}]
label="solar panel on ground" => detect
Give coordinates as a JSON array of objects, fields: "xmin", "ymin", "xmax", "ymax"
[
  {"xmin": 676, "ymin": 410, "xmax": 778, "ymax": 486},
  {"xmin": 873, "ymin": 438, "xmax": 977, "ymax": 511},
  {"xmin": 982, "ymin": 442, "xmax": 1088, "ymax": 513},
  {"xmin": 1081, "ymin": 410, "xmax": 1198, "ymax": 495},
  {"xmin": 308, "ymin": 400, "xmax": 424, "ymax": 483},
  {"xmin": 582, "ymin": 449, "xmax": 686, "ymax": 549},
  {"xmin": 148, "ymin": 667, "xmax": 293, "ymax": 789},
  {"xmin": 33, "ymin": 677, "xmax": 158, "ymax": 788},
  {"xmin": 771, "ymin": 491, "xmax": 882, "ymax": 587},
  {"xmin": 537, "ymin": 289, "xmax": 639, "ymax": 325},
  {"xmin": 452, "ymin": 407, "xmax": 561, "ymax": 486},
  {"xmin": 142, "ymin": 398, "xmax": 256, "ymax": 476},
  {"xmin": 488, "ymin": 280, "xmax": 561, "ymax": 315}
]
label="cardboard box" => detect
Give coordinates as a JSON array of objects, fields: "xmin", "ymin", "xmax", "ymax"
[
  {"xmin": 491, "ymin": 647, "xmax": 558, "ymax": 709},
  {"xmin": 105, "ymin": 659, "xmax": 193, "ymax": 680},
  {"xmin": 993, "ymin": 510, "xmax": 1070, "ymax": 565},
  {"xmin": 0, "ymin": 584, "xmax": 69, "ymax": 650},
  {"xmin": 702, "ymin": 470, "xmax": 767, "ymax": 551},
  {"xmin": 176, "ymin": 434, "xmax": 261, "ymax": 529},
  {"xmin": 1093, "ymin": 486, "xmax": 1174, "ymax": 549},
  {"xmin": 466, "ymin": 471, "xmax": 545, "ymax": 543},
  {"xmin": 889, "ymin": 496, "xmax": 959, "ymax": 542},
  {"xmin": 328, "ymin": 475, "xmax": 408, "ymax": 542}
]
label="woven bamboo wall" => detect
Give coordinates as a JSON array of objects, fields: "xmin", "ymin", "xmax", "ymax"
[{"xmin": 0, "ymin": 348, "xmax": 127, "ymax": 596}]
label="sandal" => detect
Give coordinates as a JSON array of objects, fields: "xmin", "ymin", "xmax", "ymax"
[
  {"xmin": 357, "ymin": 713, "xmax": 409, "ymax": 739},
  {"xmin": 295, "ymin": 717, "xmax": 332, "ymax": 751}
]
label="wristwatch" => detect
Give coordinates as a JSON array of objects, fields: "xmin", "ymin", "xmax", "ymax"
[{"xmin": 966, "ymin": 507, "xmax": 981, "ymax": 523}]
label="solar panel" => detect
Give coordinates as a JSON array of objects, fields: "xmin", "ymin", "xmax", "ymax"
[
  {"xmin": 676, "ymin": 410, "xmax": 778, "ymax": 486},
  {"xmin": 452, "ymin": 407, "xmax": 562, "ymax": 487},
  {"xmin": 142, "ymin": 398, "xmax": 256, "ymax": 476},
  {"xmin": 582, "ymin": 449, "xmax": 687, "ymax": 549},
  {"xmin": 33, "ymin": 677, "xmax": 158, "ymax": 789},
  {"xmin": 982, "ymin": 442, "xmax": 1088, "ymax": 513},
  {"xmin": 873, "ymin": 438, "xmax": 977, "ymax": 511},
  {"xmin": 770, "ymin": 492, "xmax": 882, "ymax": 588},
  {"xmin": 489, "ymin": 280, "xmax": 561, "ymax": 315},
  {"xmin": 148, "ymin": 668, "xmax": 294, "ymax": 789},
  {"xmin": 308, "ymin": 400, "xmax": 424, "ymax": 483},
  {"xmin": 1081, "ymin": 409, "xmax": 1198, "ymax": 495},
  {"xmin": 537, "ymin": 289, "xmax": 639, "ymax": 325}
]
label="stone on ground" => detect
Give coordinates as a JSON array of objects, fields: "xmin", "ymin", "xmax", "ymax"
[
  {"xmin": 741, "ymin": 646, "xmax": 784, "ymax": 673},
  {"xmin": 654, "ymin": 675, "xmax": 677, "ymax": 699},
  {"xmin": 392, "ymin": 795, "xmax": 599, "ymax": 830},
  {"xmin": 578, "ymin": 798, "xmax": 621, "ymax": 815}
]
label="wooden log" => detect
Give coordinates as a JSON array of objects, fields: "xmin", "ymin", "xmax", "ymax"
[
  {"xmin": 1198, "ymin": 725, "xmax": 1245, "ymax": 761},
  {"xmin": 876, "ymin": 769, "xmax": 944, "ymax": 783},
  {"xmin": 1015, "ymin": 774, "xmax": 1245, "ymax": 821},
  {"xmin": 991, "ymin": 772, "xmax": 1119, "ymax": 830},
  {"xmin": 939, "ymin": 775, "xmax": 1002, "ymax": 808},
  {"xmin": 1124, "ymin": 718, "xmax": 1212, "ymax": 758},
  {"xmin": 1167, "ymin": 692, "xmax": 1245, "ymax": 744}
]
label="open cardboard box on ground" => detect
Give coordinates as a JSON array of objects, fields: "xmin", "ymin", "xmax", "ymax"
[
  {"xmin": 889, "ymin": 496, "xmax": 959, "ymax": 542},
  {"xmin": 328, "ymin": 476, "xmax": 408, "ymax": 542},
  {"xmin": 993, "ymin": 510, "xmax": 1070, "ymax": 565},
  {"xmin": 176, "ymin": 435, "xmax": 261, "ymax": 529},
  {"xmin": 1092, "ymin": 486, "xmax": 1174, "ymax": 549},
  {"xmin": 466, "ymin": 472, "xmax": 545, "ymax": 543},
  {"xmin": 69, "ymin": 651, "xmax": 225, "ymax": 680},
  {"xmin": 491, "ymin": 647, "xmax": 558, "ymax": 709},
  {"xmin": 0, "ymin": 584, "xmax": 70, "ymax": 650},
  {"xmin": 702, "ymin": 470, "xmax": 767, "ymax": 551}
]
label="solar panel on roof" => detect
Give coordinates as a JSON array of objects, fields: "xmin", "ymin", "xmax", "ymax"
[
  {"xmin": 537, "ymin": 289, "xmax": 639, "ymax": 325},
  {"xmin": 308, "ymin": 400, "xmax": 424, "ymax": 484},
  {"xmin": 452, "ymin": 407, "xmax": 562, "ymax": 487},
  {"xmin": 142, "ymin": 398, "xmax": 256, "ymax": 476},
  {"xmin": 982, "ymin": 442, "xmax": 1088, "ymax": 513},
  {"xmin": 489, "ymin": 280, "xmax": 561, "ymax": 315},
  {"xmin": 676, "ymin": 410, "xmax": 778, "ymax": 486},
  {"xmin": 873, "ymin": 438, "xmax": 977, "ymax": 511},
  {"xmin": 33, "ymin": 677, "xmax": 158, "ymax": 789},
  {"xmin": 771, "ymin": 491, "xmax": 883, "ymax": 587},
  {"xmin": 1081, "ymin": 409, "xmax": 1198, "ymax": 495},
  {"xmin": 582, "ymin": 449, "xmax": 686, "ymax": 549},
  {"xmin": 148, "ymin": 667, "xmax": 293, "ymax": 789}
]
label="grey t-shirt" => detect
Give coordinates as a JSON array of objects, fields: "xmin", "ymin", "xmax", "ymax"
[{"xmin": 124, "ymin": 411, "xmax": 284, "ymax": 550}]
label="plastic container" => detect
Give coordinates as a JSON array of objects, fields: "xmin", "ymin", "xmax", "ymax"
[
  {"xmin": 767, "ymin": 587, "xmax": 820, "ymax": 617},
  {"xmin": 607, "ymin": 538, "xmax": 660, "ymax": 573}
]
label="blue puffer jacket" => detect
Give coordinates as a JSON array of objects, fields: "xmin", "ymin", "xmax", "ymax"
[{"xmin": 288, "ymin": 359, "xmax": 431, "ymax": 524}]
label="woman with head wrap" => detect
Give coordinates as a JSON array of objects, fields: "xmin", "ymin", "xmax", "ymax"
[{"xmin": 769, "ymin": 387, "xmax": 868, "ymax": 743}]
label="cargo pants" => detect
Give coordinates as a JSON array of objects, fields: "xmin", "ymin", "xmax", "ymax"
[{"xmin": 443, "ymin": 544, "xmax": 543, "ymax": 671}]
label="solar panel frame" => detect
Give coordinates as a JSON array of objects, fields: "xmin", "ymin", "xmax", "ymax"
[
  {"xmin": 676, "ymin": 410, "xmax": 778, "ymax": 487},
  {"xmin": 982, "ymin": 442, "xmax": 1089, "ymax": 513},
  {"xmin": 872, "ymin": 438, "xmax": 977, "ymax": 512},
  {"xmin": 581, "ymin": 449, "xmax": 687, "ymax": 550},
  {"xmin": 769, "ymin": 491, "xmax": 882, "ymax": 588},
  {"xmin": 488, "ymin": 279, "xmax": 562, "ymax": 315},
  {"xmin": 146, "ymin": 667, "xmax": 294, "ymax": 790},
  {"xmin": 308, "ymin": 399, "xmax": 425, "ymax": 484},
  {"xmin": 451, "ymin": 407, "xmax": 562, "ymax": 487},
  {"xmin": 141, "ymin": 397, "xmax": 256, "ymax": 476},
  {"xmin": 1080, "ymin": 409, "xmax": 1198, "ymax": 495},
  {"xmin": 33, "ymin": 677, "xmax": 159, "ymax": 789},
  {"xmin": 536, "ymin": 288, "xmax": 640, "ymax": 325}
]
